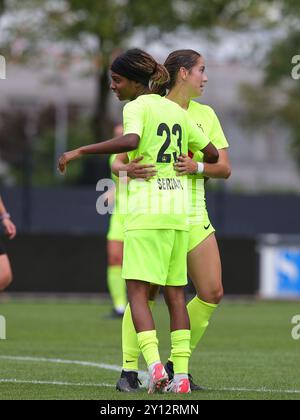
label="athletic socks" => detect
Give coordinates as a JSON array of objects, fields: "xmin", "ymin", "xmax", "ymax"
[
  {"xmin": 188, "ymin": 297, "xmax": 218, "ymax": 354},
  {"xmin": 107, "ymin": 266, "xmax": 127, "ymax": 313},
  {"xmin": 170, "ymin": 330, "xmax": 191, "ymax": 375},
  {"xmin": 122, "ymin": 303, "xmax": 140, "ymax": 371},
  {"xmin": 137, "ymin": 330, "xmax": 160, "ymax": 367},
  {"xmin": 123, "ymin": 296, "xmax": 217, "ymax": 373},
  {"xmin": 122, "ymin": 301, "xmax": 155, "ymax": 371},
  {"xmin": 168, "ymin": 297, "xmax": 217, "ymax": 364}
]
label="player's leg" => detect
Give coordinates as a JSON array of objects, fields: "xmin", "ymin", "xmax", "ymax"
[
  {"xmin": 165, "ymin": 224, "xmax": 223, "ymax": 391},
  {"xmin": 106, "ymin": 210, "xmax": 127, "ymax": 317},
  {"xmin": 187, "ymin": 232, "xmax": 223, "ymax": 354},
  {"xmin": 164, "ymin": 286, "xmax": 191, "ymax": 393},
  {"xmin": 0, "ymin": 253, "xmax": 13, "ymax": 291},
  {"xmin": 117, "ymin": 283, "xmax": 160, "ymax": 393},
  {"xmin": 117, "ymin": 283, "xmax": 160, "ymax": 392},
  {"xmin": 119, "ymin": 230, "xmax": 170, "ymax": 393},
  {"xmin": 164, "ymin": 230, "xmax": 191, "ymax": 394},
  {"xmin": 107, "ymin": 239, "xmax": 127, "ymax": 317},
  {"xmin": 126, "ymin": 279, "xmax": 168, "ymax": 394}
]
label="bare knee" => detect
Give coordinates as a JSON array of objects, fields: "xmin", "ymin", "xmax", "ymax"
[
  {"xmin": 164, "ymin": 287, "xmax": 186, "ymax": 307},
  {"xmin": 107, "ymin": 241, "xmax": 123, "ymax": 266},
  {"xmin": 199, "ymin": 286, "xmax": 224, "ymax": 305},
  {"xmin": 127, "ymin": 280, "xmax": 149, "ymax": 302},
  {"xmin": 212, "ymin": 287, "xmax": 224, "ymax": 304},
  {"xmin": 108, "ymin": 255, "xmax": 122, "ymax": 266}
]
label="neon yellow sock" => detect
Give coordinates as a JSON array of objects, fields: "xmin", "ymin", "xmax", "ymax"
[
  {"xmin": 169, "ymin": 297, "xmax": 218, "ymax": 364},
  {"xmin": 107, "ymin": 266, "xmax": 127, "ymax": 312},
  {"xmin": 137, "ymin": 330, "xmax": 160, "ymax": 368},
  {"xmin": 122, "ymin": 301, "xmax": 155, "ymax": 371},
  {"xmin": 188, "ymin": 297, "xmax": 218, "ymax": 354},
  {"xmin": 171, "ymin": 330, "xmax": 191, "ymax": 374}
]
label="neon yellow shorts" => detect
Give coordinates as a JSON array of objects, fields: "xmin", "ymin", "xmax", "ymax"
[
  {"xmin": 107, "ymin": 212, "xmax": 125, "ymax": 242},
  {"xmin": 122, "ymin": 229, "xmax": 188, "ymax": 287},
  {"xmin": 188, "ymin": 211, "xmax": 215, "ymax": 253}
]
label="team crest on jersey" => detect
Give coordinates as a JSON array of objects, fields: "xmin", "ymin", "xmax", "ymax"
[{"xmin": 197, "ymin": 123, "xmax": 204, "ymax": 132}]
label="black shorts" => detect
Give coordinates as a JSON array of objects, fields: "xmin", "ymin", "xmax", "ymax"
[{"xmin": 0, "ymin": 240, "xmax": 6, "ymax": 256}]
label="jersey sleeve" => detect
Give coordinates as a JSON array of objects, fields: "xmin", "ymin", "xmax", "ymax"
[
  {"xmin": 186, "ymin": 114, "xmax": 210, "ymax": 153},
  {"xmin": 209, "ymin": 109, "xmax": 229, "ymax": 149},
  {"xmin": 123, "ymin": 99, "xmax": 146, "ymax": 138}
]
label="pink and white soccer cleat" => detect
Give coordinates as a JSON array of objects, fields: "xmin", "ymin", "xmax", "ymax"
[
  {"xmin": 165, "ymin": 377, "xmax": 191, "ymax": 394},
  {"xmin": 148, "ymin": 363, "xmax": 169, "ymax": 394}
]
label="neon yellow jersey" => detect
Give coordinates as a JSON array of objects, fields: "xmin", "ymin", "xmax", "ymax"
[
  {"xmin": 122, "ymin": 94, "xmax": 210, "ymax": 231},
  {"xmin": 109, "ymin": 154, "xmax": 128, "ymax": 215},
  {"xmin": 187, "ymin": 101, "xmax": 229, "ymax": 225}
]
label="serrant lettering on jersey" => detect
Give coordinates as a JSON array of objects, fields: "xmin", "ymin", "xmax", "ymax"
[{"xmin": 157, "ymin": 178, "xmax": 184, "ymax": 191}]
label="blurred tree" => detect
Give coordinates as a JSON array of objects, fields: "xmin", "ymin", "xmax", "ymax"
[
  {"xmin": 0, "ymin": 104, "xmax": 97, "ymax": 185},
  {"xmin": 0, "ymin": 0, "xmax": 4, "ymax": 15},
  {"xmin": 66, "ymin": 0, "xmax": 294, "ymax": 139},
  {"xmin": 2, "ymin": 0, "xmax": 297, "ymax": 182},
  {"xmin": 240, "ymin": 2, "xmax": 300, "ymax": 170},
  {"xmin": 65, "ymin": 0, "xmax": 262, "ymax": 139},
  {"xmin": 1, "ymin": 0, "xmax": 277, "ymax": 139}
]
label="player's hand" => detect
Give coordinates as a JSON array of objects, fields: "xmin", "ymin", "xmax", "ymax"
[
  {"xmin": 58, "ymin": 150, "xmax": 81, "ymax": 175},
  {"xmin": 174, "ymin": 154, "xmax": 197, "ymax": 176},
  {"xmin": 126, "ymin": 156, "xmax": 157, "ymax": 180},
  {"xmin": 2, "ymin": 218, "xmax": 17, "ymax": 240}
]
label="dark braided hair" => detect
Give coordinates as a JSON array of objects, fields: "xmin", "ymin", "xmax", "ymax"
[{"xmin": 111, "ymin": 48, "xmax": 170, "ymax": 95}]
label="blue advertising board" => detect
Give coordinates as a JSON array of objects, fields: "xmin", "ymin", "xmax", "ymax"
[{"xmin": 260, "ymin": 247, "xmax": 300, "ymax": 298}]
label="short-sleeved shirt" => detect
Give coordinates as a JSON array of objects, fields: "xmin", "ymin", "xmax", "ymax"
[
  {"xmin": 122, "ymin": 94, "xmax": 210, "ymax": 231},
  {"xmin": 187, "ymin": 101, "xmax": 229, "ymax": 225}
]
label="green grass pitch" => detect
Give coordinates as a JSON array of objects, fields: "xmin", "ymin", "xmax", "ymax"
[{"xmin": 0, "ymin": 298, "xmax": 300, "ymax": 400}]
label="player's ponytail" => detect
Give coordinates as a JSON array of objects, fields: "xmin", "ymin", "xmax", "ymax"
[
  {"xmin": 111, "ymin": 48, "xmax": 170, "ymax": 96},
  {"xmin": 149, "ymin": 63, "xmax": 170, "ymax": 96}
]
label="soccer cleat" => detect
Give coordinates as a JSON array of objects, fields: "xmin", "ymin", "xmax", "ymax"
[
  {"xmin": 188, "ymin": 373, "xmax": 205, "ymax": 391},
  {"xmin": 164, "ymin": 377, "xmax": 191, "ymax": 394},
  {"xmin": 164, "ymin": 360, "xmax": 205, "ymax": 391},
  {"xmin": 148, "ymin": 363, "xmax": 169, "ymax": 394},
  {"xmin": 116, "ymin": 370, "xmax": 141, "ymax": 392}
]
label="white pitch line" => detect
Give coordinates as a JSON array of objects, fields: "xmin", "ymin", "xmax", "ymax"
[
  {"xmin": 1, "ymin": 378, "xmax": 300, "ymax": 396},
  {"xmin": 0, "ymin": 355, "xmax": 149, "ymax": 384},
  {"xmin": 0, "ymin": 378, "xmax": 114, "ymax": 388},
  {"xmin": 207, "ymin": 387, "xmax": 300, "ymax": 395},
  {"xmin": 1, "ymin": 355, "xmax": 300, "ymax": 395},
  {"xmin": 0, "ymin": 355, "xmax": 121, "ymax": 372}
]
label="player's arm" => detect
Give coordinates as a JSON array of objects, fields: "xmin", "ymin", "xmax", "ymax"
[
  {"xmin": 111, "ymin": 153, "xmax": 129, "ymax": 176},
  {"xmin": 175, "ymin": 149, "xmax": 231, "ymax": 178},
  {"xmin": 59, "ymin": 100, "xmax": 148, "ymax": 175},
  {"xmin": 202, "ymin": 148, "xmax": 231, "ymax": 178},
  {"xmin": 187, "ymin": 116, "xmax": 219, "ymax": 164},
  {"xmin": 201, "ymin": 143, "xmax": 219, "ymax": 164},
  {"xmin": 58, "ymin": 134, "xmax": 140, "ymax": 174},
  {"xmin": 188, "ymin": 140, "xmax": 219, "ymax": 165},
  {"xmin": 0, "ymin": 196, "xmax": 17, "ymax": 239},
  {"xmin": 112, "ymin": 153, "xmax": 157, "ymax": 180},
  {"xmin": 202, "ymin": 109, "xmax": 230, "ymax": 176}
]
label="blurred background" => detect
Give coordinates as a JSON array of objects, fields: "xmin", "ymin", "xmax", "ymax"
[{"xmin": 1, "ymin": 0, "xmax": 300, "ymax": 299}]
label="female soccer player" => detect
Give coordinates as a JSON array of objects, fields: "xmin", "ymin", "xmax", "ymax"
[
  {"xmin": 106, "ymin": 124, "xmax": 127, "ymax": 318},
  {"xmin": 0, "ymin": 196, "xmax": 16, "ymax": 291},
  {"xmin": 112, "ymin": 49, "xmax": 231, "ymax": 392},
  {"xmin": 107, "ymin": 124, "xmax": 158, "ymax": 318},
  {"xmin": 58, "ymin": 49, "xmax": 219, "ymax": 394}
]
